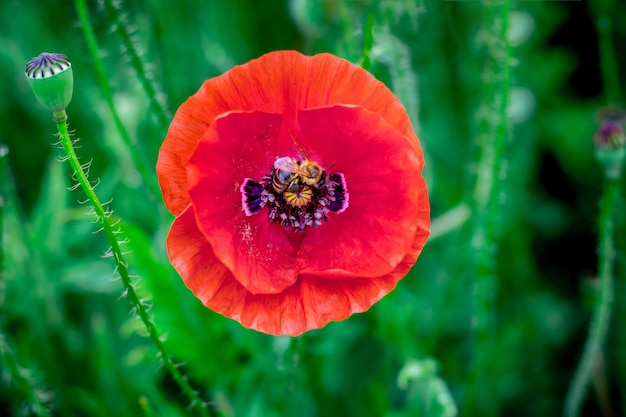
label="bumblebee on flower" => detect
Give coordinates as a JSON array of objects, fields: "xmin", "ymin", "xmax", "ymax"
[{"xmin": 241, "ymin": 153, "xmax": 348, "ymax": 231}]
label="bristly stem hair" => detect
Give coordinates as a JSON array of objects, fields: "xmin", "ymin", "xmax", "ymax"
[
  {"xmin": 467, "ymin": 0, "xmax": 512, "ymax": 415},
  {"xmin": 53, "ymin": 111, "xmax": 210, "ymax": 417},
  {"xmin": 74, "ymin": 0, "xmax": 161, "ymax": 198}
]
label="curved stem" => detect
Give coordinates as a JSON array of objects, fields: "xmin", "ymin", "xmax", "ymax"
[
  {"xmin": 564, "ymin": 181, "xmax": 618, "ymax": 417},
  {"xmin": 74, "ymin": 0, "xmax": 161, "ymax": 198},
  {"xmin": 53, "ymin": 111, "xmax": 210, "ymax": 417}
]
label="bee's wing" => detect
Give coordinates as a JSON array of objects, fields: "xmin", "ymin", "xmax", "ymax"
[{"xmin": 288, "ymin": 129, "xmax": 312, "ymax": 160}]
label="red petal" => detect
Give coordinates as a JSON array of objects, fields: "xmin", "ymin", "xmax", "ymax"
[
  {"xmin": 293, "ymin": 105, "xmax": 427, "ymax": 278},
  {"xmin": 187, "ymin": 110, "xmax": 303, "ymax": 295},
  {"xmin": 157, "ymin": 51, "xmax": 306, "ymax": 216},
  {"xmin": 157, "ymin": 51, "xmax": 417, "ymax": 216},
  {"xmin": 156, "ymin": 93, "xmax": 215, "ymax": 217},
  {"xmin": 167, "ymin": 207, "xmax": 423, "ymax": 336},
  {"xmin": 295, "ymin": 54, "xmax": 420, "ymax": 152},
  {"xmin": 187, "ymin": 106, "xmax": 429, "ymax": 294},
  {"xmin": 167, "ymin": 207, "xmax": 246, "ymax": 319}
]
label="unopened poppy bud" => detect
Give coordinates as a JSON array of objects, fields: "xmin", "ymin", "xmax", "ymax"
[
  {"xmin": 594, "ymin": 121, "xmax": 626, "ymax": 180},
  {"xmin": 594, "ymin": 121, "xmax": 625, "ymax": 148},
  {"xmin": 25, "ymin": 52, "xmax": 74, "ymax": 119}
]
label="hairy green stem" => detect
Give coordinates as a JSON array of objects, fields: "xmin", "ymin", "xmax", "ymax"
[
  {"xmin": 102, "ymin": 0, "xmax": 171, "ymax": 131},
  {"xmin": 564, "ymin": 181, "xmax": 618, "ymax": 417},
  {"xmin": 53, "ymin": 111, "xmax": 209, "ymax": 417},
  {"xmin": 74, "ymin": 0, "xmax": 161, "ymax": 198},
  {"xmin": 467, "ymin": 0, "xmax": 511, "ymax": 415}
]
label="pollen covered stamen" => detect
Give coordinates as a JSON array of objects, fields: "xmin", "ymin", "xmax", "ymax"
[{"xmin": 240, "ymin": 156, "xmax": 349, "ymax": 231}]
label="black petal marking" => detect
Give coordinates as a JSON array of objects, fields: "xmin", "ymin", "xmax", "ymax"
[
  {"xmin": 241, "ymin": 178, "xmax": 264, "ymax": 215},
  {"xmin": 328, "ymin": 173, "xmax": 349, "ymax": 213}
]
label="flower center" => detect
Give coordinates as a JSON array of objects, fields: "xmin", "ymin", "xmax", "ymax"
[{"xmin": 241, "ymin": 156, "xmax": 349, "ymax": 231}]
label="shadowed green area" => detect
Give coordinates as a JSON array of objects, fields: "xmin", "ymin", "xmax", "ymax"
[{"xmin": 1, "ymin": 1, "xmax": 625, "ymax": 416}]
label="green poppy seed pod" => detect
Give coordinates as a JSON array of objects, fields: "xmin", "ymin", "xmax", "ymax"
[
  {"xmin": 594, "ymin": 121, "xmax": 626, "ymax": 180},
  {"xmin": 25, "ymin": 53, "xmax": 74, "ymax": 119}
]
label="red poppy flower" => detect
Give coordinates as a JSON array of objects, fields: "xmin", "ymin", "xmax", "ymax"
[{"xmin": 157, "ymin": 51, "xmax": 430, "ymax": 336}]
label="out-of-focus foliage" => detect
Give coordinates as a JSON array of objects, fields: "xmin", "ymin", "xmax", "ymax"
[{"xmin": 1, "ymin": 1, "xmax": 624, "ymax": 416}]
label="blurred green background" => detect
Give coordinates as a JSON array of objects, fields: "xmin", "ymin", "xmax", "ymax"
[{"xmin": 2, "ymin": 0, "xmax": 625, "ymax": 416}]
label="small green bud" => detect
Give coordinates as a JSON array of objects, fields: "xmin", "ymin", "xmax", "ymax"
[
  {"xmin": 594, "ymin": 120, "xmax": 626, "ymax": 180},
  {"xmin": 594, "ymin": 120, "xmax": 626, "ymax": 148},
  {"xmin": 25, "ymin": 53, "xmax": 74, "ymax": 118}
]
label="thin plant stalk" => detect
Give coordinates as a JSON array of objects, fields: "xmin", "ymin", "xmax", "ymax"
[
  {"xmin": 467, "ymin": 0, "xmax": 512, "ymax": 415},
  {"xmin": 0, "ymin": 143, "xmax": 6, "ymax": 290},
  {"xmin": 53, "ymin": 110, "xmax": 210, "ymax": 417},
  {"xmin": 101, "ymin": 0, "xmax": 172, "ymax": 131},
  {"xmin": 564, "ymin": 181, "xmax": 618, "ymax": 417},
  {"xmin": 595, "ymin": 8, "xmax": 622, "ymax": 105},
  {"xmin": 358, "ymin": 14, "xmax": 374, "ymax": 71}
]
